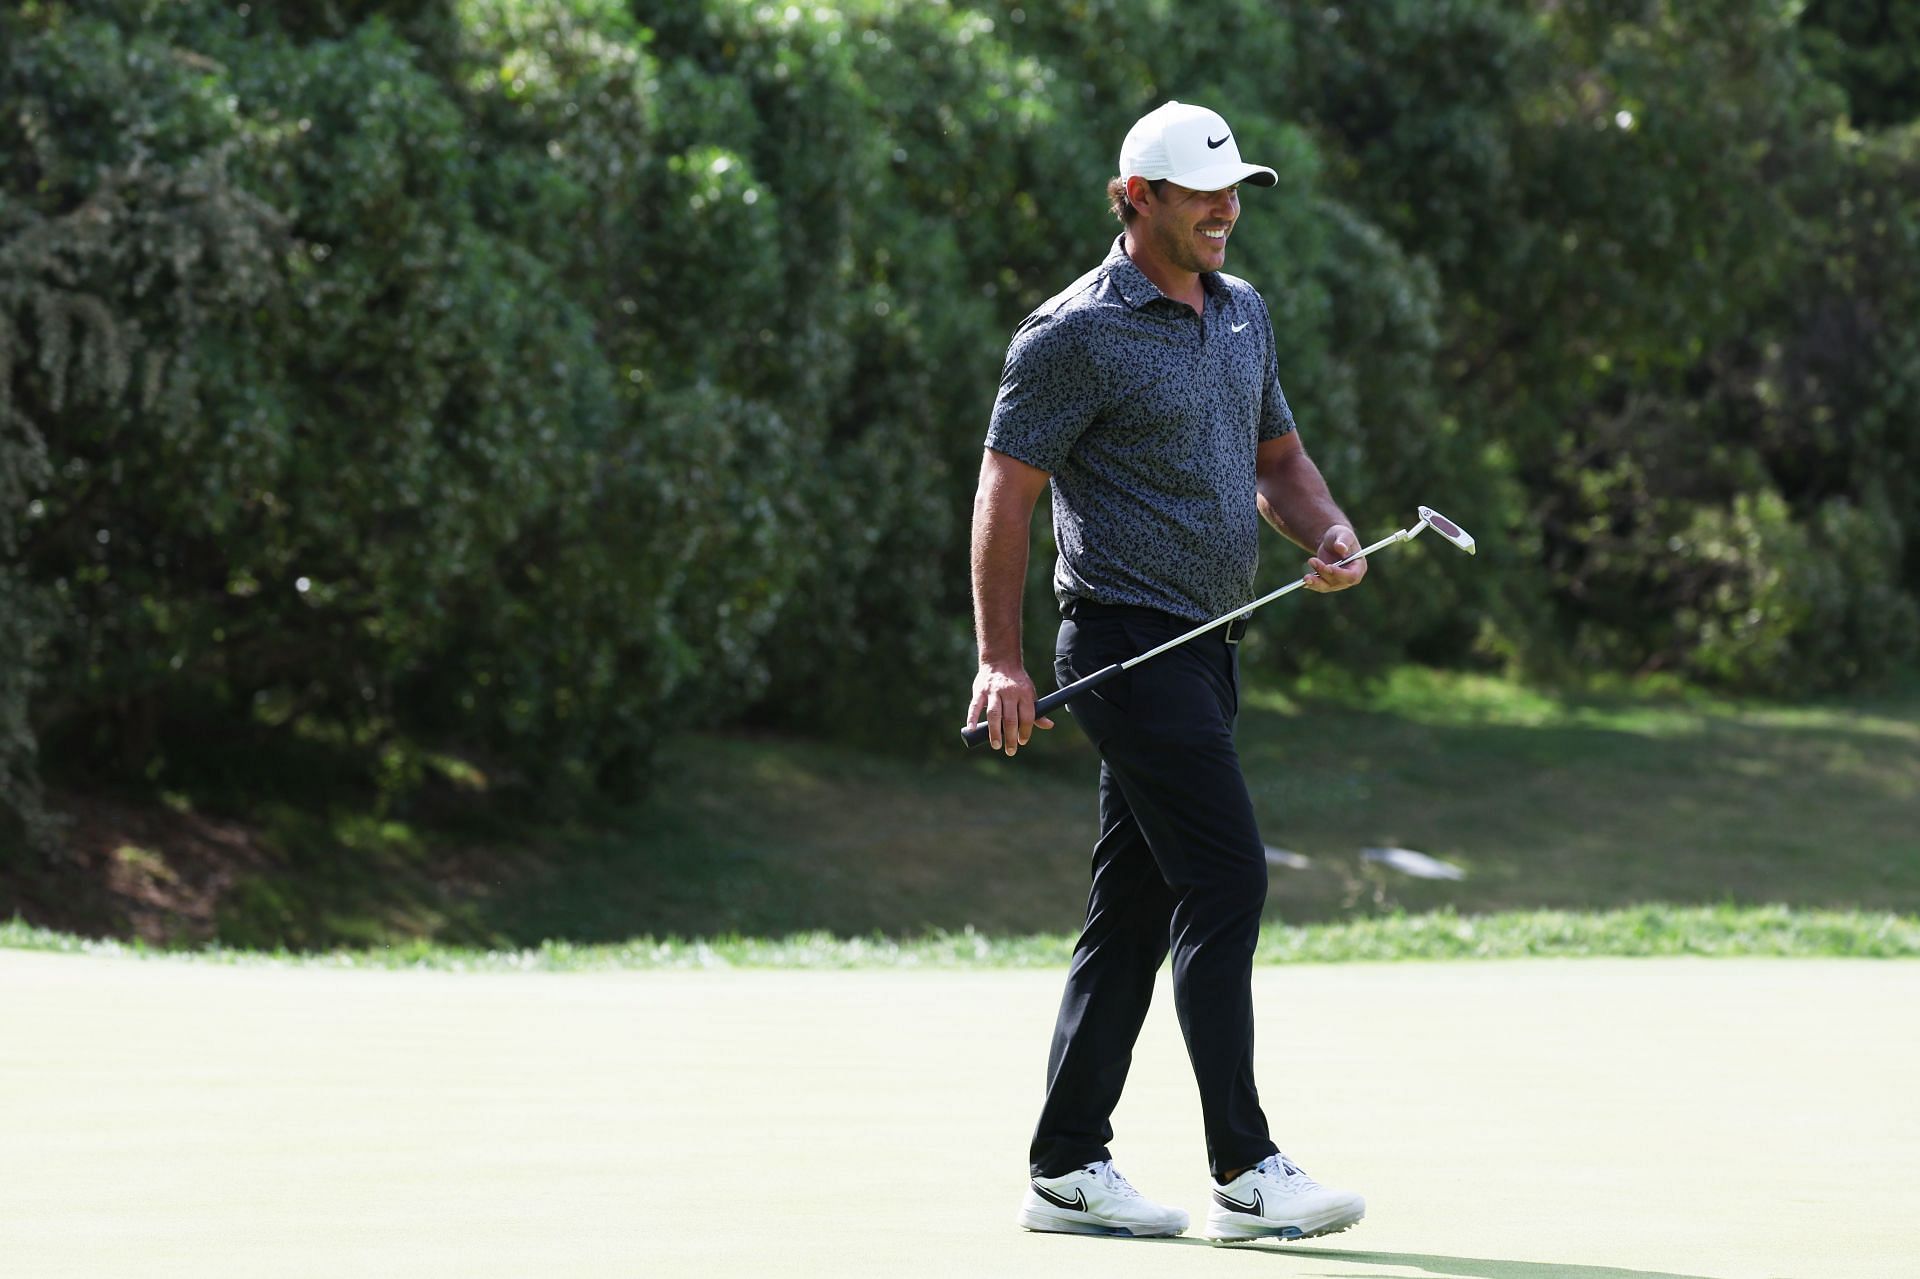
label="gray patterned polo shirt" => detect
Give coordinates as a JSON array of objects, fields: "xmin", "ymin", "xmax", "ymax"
[{"xmin": 985, "ymin": 234, "xmax": 1297, "ymax": 623}]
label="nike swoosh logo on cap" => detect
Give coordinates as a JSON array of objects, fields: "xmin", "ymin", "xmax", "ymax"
[
  {"xmin": 1207, "ymin": 133, "xmax": 1230, "ymax": 149},
  {"xmin": 1033, "ymin": 1183, "xmax": 1088, "ymax": 1212},
  {"xmin": 1213, "ymin": 1187, "xmax": 1263, "ymax": 1215}
]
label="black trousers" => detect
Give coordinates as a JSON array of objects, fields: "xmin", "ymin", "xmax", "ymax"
[{"xmin": 1028, "ymin": 601, "xmax": 1279, "ymax": 1182}]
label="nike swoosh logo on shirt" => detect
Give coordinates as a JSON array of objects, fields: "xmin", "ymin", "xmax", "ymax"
[
  {"xmin": 1231, "ymin": 321, "xmax": 1251, "ymax": 333},
  {"xmin": 1213, "ymin": 1188, "xmax": 1263, "ymax": 1215},
  {"xmin": 1033, "ymin": 1183, "xmax": 1088, "ymax": 1212}
]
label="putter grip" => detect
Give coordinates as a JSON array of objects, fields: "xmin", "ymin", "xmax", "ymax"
[{"xmin": 960, "ymin": 663, "xmax": 1124, "ymax": 748}]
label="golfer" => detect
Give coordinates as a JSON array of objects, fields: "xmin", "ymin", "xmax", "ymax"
[{"xmin": 966, "ymin": 101, "xmax": 1369, "ymax": 1243}]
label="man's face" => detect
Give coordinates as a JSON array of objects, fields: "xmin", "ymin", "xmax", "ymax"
[{"xmin": 1136, "ymin": 179, "xmax": 1241, "ymax": 274}]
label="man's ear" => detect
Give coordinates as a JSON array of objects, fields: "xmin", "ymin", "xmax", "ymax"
[{"xmin": 1126, "ymin": 175, "xmax": 1155, "ymax": 217}]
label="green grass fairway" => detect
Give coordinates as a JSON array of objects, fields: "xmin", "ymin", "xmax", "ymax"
[
  {"xmin": 13, "ymin": 669, "xmax": 1916, "ymax": 950},
  {"xmin": 464, "ymin": 671, "xmax": 1920, "ymax": 946},
  {"xmin": 4, "ymin": 951, "xmax": 1916, "ymax": 1278}
]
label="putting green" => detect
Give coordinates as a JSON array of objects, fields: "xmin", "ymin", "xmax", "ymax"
[{"xmin": 2, "ymin": 951, "xmax": 1915, "ymax": 1278}]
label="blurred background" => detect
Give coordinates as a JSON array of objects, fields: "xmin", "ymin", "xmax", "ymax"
[{"xmin": 3, "ymin": 0, "xmax": 1916, "ymax": 952}]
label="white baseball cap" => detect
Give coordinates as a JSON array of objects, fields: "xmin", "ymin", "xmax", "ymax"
[{"xmin": 1118, "ymin": 101, "xmax": 1277, "ymax": 191}]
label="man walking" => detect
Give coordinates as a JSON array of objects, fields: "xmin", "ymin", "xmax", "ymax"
[{"xmin": 966, "ymin": 101, "xmax": 1369, "ymax": 1243}]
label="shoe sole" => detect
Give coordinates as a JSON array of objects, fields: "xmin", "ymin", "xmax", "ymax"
[
  {"xmin": 1203, "ymin": 1203, "xmax": 1364, "ymax": 1244},
  {"xmin": 1018, "ymin": 1205, "xmax": 1187, "ymax": 1238}
]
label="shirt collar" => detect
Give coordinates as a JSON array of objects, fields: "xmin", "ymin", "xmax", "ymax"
[{"xmin": 1103, "ymin": 233, "xmax": 1230, "ymax": 310}]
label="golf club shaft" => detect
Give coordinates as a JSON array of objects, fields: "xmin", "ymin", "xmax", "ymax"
[
  {"xmin": 960, "ymin": 527, "xmax": 1411, "ymax": 748},
  {"xmin": 1120, "ymin": 527, "xmax": 1408, "ymax": 670}
]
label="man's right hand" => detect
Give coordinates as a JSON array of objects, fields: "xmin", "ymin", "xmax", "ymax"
[{"xmin": 966, "ymin": 662, "xmax": 1056, "ymax": 757}]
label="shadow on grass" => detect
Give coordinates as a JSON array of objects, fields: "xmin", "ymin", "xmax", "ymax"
[
  {"xmin": 1280, "ymin": 1249, "xmax": 1719, "ymax": 1278},
  {"xmin": 1144, "ymin": 1239, "xmax": 1721, "ymax": 1278}
]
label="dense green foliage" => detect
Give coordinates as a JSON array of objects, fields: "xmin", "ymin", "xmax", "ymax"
[{"xmin": 3, "ymin": 0, "xmax": 1917, "ymax": 839}]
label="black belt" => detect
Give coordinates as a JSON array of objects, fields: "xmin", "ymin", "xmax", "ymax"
[{"xmin": 1061, "ymin": 597, "xmax": 1249, "ymax": 645}]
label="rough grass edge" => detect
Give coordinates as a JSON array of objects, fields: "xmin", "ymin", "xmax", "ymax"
[{"xmin": 3, "ymin": 904, "xmax": 1918, "ymax": 972}]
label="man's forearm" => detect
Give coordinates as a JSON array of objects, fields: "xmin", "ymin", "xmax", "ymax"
[
  {"xmin": 1257, "ymin": 446, "xmax": 1351, "ymax": 550},
  {"xmin": 972, "ymin": 477, "xmax": 1034, "ymax": 668},
  {"xmin": 965, "ymin": 449, "xmax": 1056, "ymax": 752}
]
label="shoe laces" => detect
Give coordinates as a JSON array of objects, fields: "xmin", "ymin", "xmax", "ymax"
[
  {"xmin": 1257, "ymin": 1152, "xmax": 1319, "ymax": 1187},
  {"xmin": 1086, "ymin": 1159, "xmax": 1140, "ymax": 1199}
]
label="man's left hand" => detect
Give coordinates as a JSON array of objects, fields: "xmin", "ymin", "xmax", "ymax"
[{"xmin": 1304, "ymin": 525, "xmax": 1368, "ymax": 593}]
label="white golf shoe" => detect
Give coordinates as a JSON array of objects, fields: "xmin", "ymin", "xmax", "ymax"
[
  {"xmin": 1018, "ymin": 1160, "xmax": 1189, "ymax": 1237},
  {"xmin": 1204, "ymin": 1151, "xmax": 1365, "ymax": 1242}
]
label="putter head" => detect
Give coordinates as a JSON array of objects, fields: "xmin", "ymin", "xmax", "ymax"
[{"xmin": 1417, "ymin": 506, "xmax": 1476, "ymax": 555}]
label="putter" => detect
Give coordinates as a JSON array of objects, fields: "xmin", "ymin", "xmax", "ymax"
[{"xmin": 962, "ymin": 505, "xmax": 1476, "ymax": 749}]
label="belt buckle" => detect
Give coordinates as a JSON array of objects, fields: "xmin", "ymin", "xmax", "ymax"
[{"xmin": 1224, "ymin": 613, "xmax": 1249, "ymax": 645}]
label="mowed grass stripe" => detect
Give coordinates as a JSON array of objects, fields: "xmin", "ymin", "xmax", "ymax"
[{"xmin": 6, "ymin": 904, "xmax": 1918, "ymax": 971}]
